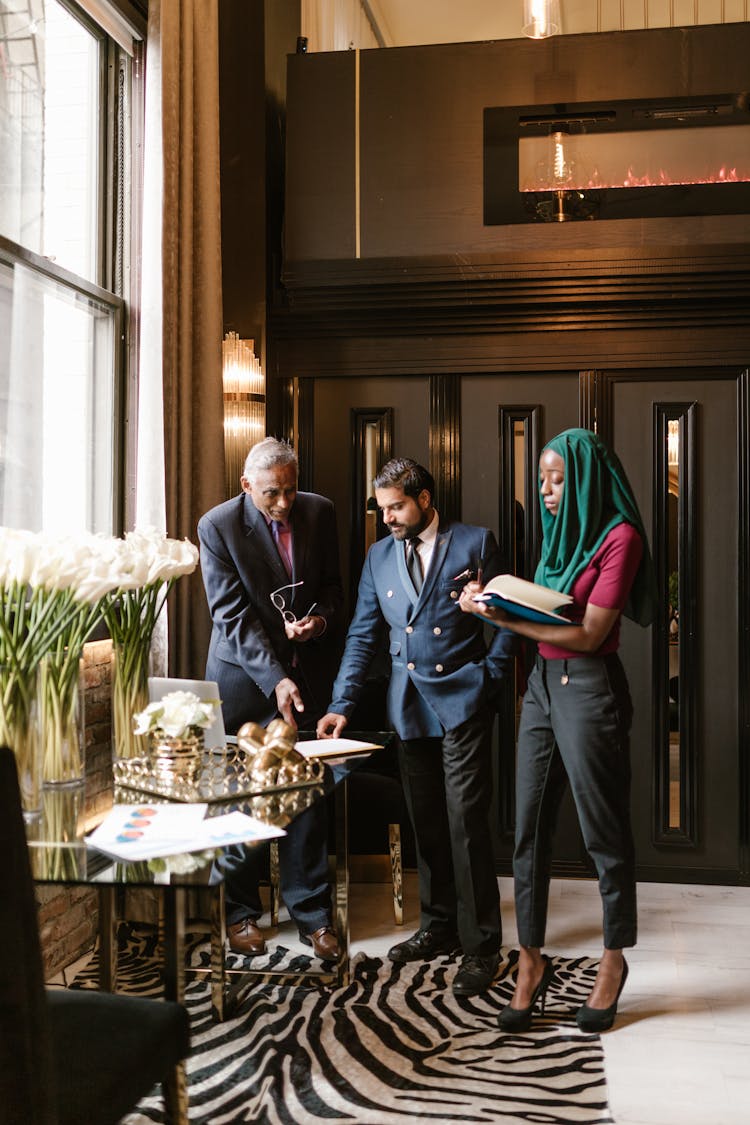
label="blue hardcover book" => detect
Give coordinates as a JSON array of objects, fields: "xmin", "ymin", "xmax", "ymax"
[{"xmin": 472, "ymin": 574, "xmax": 577, "ymax": 626}]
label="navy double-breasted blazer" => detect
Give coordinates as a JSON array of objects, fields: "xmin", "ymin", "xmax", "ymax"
[
  {"xmin": 197, "ymin": 491, "xmax": 344, "ymax": 728},
  {"xmin": 329, "ymin": 520, "xmax": 515, "ymax": 739}
]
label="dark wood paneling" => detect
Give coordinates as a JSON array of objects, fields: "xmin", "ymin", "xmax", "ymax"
[
  {"xmin": 429, "ymin": 375, "xmax": 461, "ymax": 523},
  {"xmin": 596, "ymin": 370, "xmax": 742, "ymax": 880},
  {"xmin": 285, "ymin": 51, "xmax": 356, "ymax": 261},
  {"xmin": 296, "ymin": 377, "xmax": 314, "ymax": 491},
  {"xmin": 273, "ymin": 325, "xmax": 750, "ymax": 379},
  {"xmin": 313, "ymin": 377, "xmax": 430, "ymax": 608},
  {"xmin": 273, "ymin": 236, "xmax": 750, "ymax": 377},
  {"xmin": 284, "ymin": 25, "xmax": 750, "ymax": 261},
  {"xmin": 739, "ymin": 370, "xmax": 750, "ymax": 881},
  {"xmin": 219, "ymin": 0, "xmax": 267, "ymax": 346},
  {"xmin": 279, "ymin": 26, "xmax": 750, "ymax": 381}
]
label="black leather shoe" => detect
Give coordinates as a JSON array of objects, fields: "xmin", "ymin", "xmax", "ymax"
[
  {"xmin": 452, "ymin": 953, "xmax": 500, "ymax": 996},
  {"xmin": 227, "ymin": 918, "xmax": 266, "ymax": 956},
  {"xmin": 300, "ymin": 925, "xmax": 339, "ymax": 961},
  {"xmin": 388, "ymin": 928, "xmax": 461, "ymax": 963},
  {"xmin": 576, "ymin": 958, "xmax": 629, "ymax": 1033},
  {"xmin": 498, "ymin": 954, "xmax": 555, "ymax": 1032}
]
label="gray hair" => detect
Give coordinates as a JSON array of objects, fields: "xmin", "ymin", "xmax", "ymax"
[{"xmin": 243, "ymin": 437, "xmax": 298, "ymax": 483}]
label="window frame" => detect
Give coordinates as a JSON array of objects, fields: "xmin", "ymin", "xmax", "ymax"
[{"xmin": 0, "ymin": 0, "xmax": 143, "ymax": 536}]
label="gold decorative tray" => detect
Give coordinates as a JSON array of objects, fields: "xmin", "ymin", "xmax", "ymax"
[{"xmin": 113, "ymin": 746, "xmax": 324, "ymax": 805}]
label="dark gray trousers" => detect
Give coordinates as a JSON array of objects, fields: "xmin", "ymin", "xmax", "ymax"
[
  {"xmin": 399, "ymin": 704, "xmax": 501, "ymax": 956},
  {"xmin": 514, "ymin": 653, "xmax": 637, "ymax": 950}
]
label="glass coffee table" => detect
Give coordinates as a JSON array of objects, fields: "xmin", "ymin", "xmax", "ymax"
[{"xmin": 28, "ymin": 734, "xmax": 390, "ymax": 1020}]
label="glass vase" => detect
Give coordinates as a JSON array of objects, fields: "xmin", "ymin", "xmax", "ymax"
[
  {"xmin": 111, "ymin": 640, "xmax": 150, "ymax": 761},
  {"xmin": 38, "ymin": 652, "xmax": 85, "ymax": 786},
  {"xmin": 0, "ymin": 663, "xmax": 42, "ymax": 819}
]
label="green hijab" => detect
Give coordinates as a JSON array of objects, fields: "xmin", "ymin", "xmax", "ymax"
[{"xmin": 534, "ymin": 428, "xmax": 657, "ymax": 627}]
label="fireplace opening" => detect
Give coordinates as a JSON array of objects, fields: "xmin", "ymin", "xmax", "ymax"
[{"xmin": 484, "ymin": 94, "xmax": 750, "ymax": 224}]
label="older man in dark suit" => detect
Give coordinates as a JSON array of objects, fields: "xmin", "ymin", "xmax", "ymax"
[
  {"xmin": 198, "ymin": 438, "xmax": 343, "ymax": 960},
  {"xmin": 318, "ymin": 457, "xmax": 515, "ymax": 995}
]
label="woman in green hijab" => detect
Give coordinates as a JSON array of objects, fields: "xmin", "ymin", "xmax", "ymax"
[{"xmin": 460, "ymin": 428, "xmax": 656, "ymax": 1033}]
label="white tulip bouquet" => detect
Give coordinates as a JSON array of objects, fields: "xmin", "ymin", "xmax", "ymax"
[
  {"xmin": 0, "ymin": 528, "xmax": 123, "ymax": 794},
  {"xmin": 99, "ymin": 529, "xmax": 199, "ymax": 760},
  {"xmin": 0, "ymin": 526, "xmax": 200, "ymax": 806}
]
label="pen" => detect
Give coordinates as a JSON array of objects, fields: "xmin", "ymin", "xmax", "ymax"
[{"xmin": 452, "ymin": 568, "xmax": 473, "ymax": 582}]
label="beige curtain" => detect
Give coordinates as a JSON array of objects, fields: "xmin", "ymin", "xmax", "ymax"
[{"xmin": 143, "ymin": 0, "xmax": 225, "ymax": 678}]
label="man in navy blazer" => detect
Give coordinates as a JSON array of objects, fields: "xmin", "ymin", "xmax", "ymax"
[
  {"xmin": 318, "ymin": 457, "xmax": 515, "ymax": 996},
  {"xmin": 198, "ymin": 438, "xmax": 344, "ymax": 961}
]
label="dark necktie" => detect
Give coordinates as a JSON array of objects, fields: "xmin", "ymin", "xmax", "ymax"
[
  {"xmin": 271, "ymin": 520, "xmax": 292, "ymax": 578},
  {"xmin": 406, "ymin": 536, "xmax": 423, "ymax": 594}
]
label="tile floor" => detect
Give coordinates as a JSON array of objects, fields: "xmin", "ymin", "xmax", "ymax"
[
  {"xmin": 52, "ymin": 873, "xmax": 750, "ymax": 1124},
  {"xmin": 346, "ymin": 873, "xmax": 750, "ymax": 1125}
]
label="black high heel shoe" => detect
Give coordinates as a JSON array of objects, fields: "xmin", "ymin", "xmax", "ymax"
[
  {"xmin": 576, "ymin": 958, "xmax": 629, "ymax": 1033},
  {"xmin": 498, "ymin": 955, "xmax": 555, "ymax": 1033}
]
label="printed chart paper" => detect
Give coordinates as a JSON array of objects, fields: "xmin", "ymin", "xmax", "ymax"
[{"xmin": 86, "ymin": 803, "xmax": 286, "ymax": 861}]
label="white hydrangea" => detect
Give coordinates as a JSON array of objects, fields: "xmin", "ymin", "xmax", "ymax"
[{"xmin": 133, "ymin": 691, "xmax": 219, "ymax": 739}]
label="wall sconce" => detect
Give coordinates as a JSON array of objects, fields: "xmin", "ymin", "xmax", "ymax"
[
  {"xmin": 523, "ymin": 0, "xmax": 561, "ymax": 39},
  {"xmin": 222, "ymin": 331, "xmax": 266, "ymax": 497}
]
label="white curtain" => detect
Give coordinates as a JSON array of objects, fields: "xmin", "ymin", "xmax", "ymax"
[{"xmin": 136, "ymin": 0, "xmax": 169, "ymax": 674}]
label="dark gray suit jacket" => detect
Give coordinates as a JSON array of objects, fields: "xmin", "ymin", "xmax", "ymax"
[{"xmin": 197, "ymin": 491, "xmax": 344, "ymax": 731}]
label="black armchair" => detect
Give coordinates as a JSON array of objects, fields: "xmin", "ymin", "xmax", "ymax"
[{"xmin": 0, "ymin": 747, "xmax": 191, "ymax": 1125}]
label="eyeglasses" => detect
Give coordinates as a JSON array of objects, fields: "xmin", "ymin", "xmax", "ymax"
[{"xmin": 269, "ymin": 580, "xmax": 318, "ymax": 623}]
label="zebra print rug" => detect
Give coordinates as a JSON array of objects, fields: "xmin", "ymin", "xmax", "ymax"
[{"xmin": 73, "ymin": 925, "xmax": 614, "ymax": 1124}]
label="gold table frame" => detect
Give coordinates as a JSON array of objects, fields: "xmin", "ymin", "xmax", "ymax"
[{"xmin": 93, "ymin": 772, "xmax": 352, "ymax": 1021}]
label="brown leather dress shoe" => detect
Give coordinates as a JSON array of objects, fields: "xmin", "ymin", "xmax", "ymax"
[
  {"xmin": 227, "ymin": 918, "xmax": 266, "ymax": 956},
  {"xmin": 299, "ymin": 925, "xmax": 339, "ymax": 961}
]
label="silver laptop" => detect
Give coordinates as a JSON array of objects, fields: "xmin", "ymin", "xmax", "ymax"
[{"xmin": 147, "ymin": 677, "xmax": 227, "ymax": 750}]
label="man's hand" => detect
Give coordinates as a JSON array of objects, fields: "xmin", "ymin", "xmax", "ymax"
[
  {"xmin": 284, "ymin": 614, "xmax": 325, "ymax": 643},
  {"xmin": 275, "ymin": 677, "xmax": 305, "ymax": 728},
  {"xmin": 316, "ymin": 711, "xmax": 348, "ymax": 739}
]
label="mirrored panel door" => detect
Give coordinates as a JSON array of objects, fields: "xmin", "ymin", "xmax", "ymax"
[{"xmin": 653, "ymin": 403, "xmax": 697, "ymax": 844}]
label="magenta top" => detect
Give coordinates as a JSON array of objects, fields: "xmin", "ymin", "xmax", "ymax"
[{"xmin": 537, "ymin": 522, "xmax": 644, "ymax": 661}]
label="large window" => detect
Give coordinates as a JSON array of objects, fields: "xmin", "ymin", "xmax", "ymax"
[{"xmin": 0, "ymin": 0, "xmax": 140, "ymax": 533}]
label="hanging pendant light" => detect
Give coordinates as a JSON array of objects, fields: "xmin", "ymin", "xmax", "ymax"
[{"xmin": 523, "ymin": 0, "xmax": 562, "ymax": 39}]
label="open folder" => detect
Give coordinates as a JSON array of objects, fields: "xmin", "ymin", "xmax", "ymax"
[{"xmin": 296, "ymin": 737, "xmax": 383, "ymax": 761}]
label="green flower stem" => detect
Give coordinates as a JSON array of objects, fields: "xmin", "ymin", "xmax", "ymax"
[
  {"xmin": 39, "ymin": 652, "xmax": 84, "ymax": 784},
  {"xmin": 103, "ymin": 579, "xmax": 176, "ymax": 761},
  {"xmin": 1, "ymin": 581, "xmax": 105, "ymax": 792},
  {"xmin": 111, "ymin": 639, "xmax": 151, "ymax": 759},
  {"xmin": 0, "ymin": 665, "xmax": 39, "ymax": 814},
  {"xmin": 38, "ymin": 787, "xmax": 83, "ymax": 879}
]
